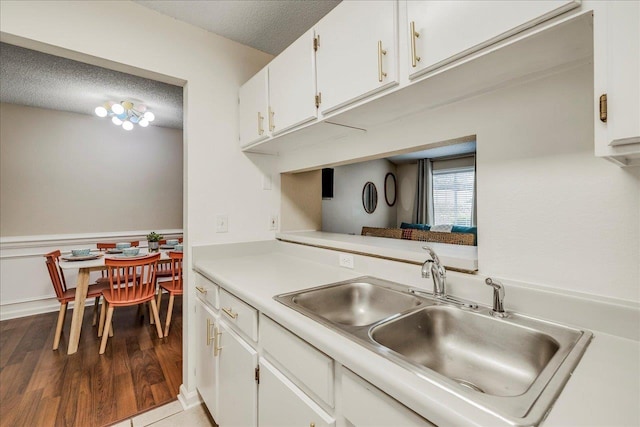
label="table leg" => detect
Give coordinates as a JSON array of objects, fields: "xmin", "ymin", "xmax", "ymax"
[{"xmin": 67, "ymin": 268, "xmax": 90, "ymax": 354}]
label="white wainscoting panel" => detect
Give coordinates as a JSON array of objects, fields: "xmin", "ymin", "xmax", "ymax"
[{"xmin": 0, "ymin": 229, "xmax": 182, "ymax": 320}]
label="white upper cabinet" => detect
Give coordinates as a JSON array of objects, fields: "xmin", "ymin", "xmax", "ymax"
[
  {"xmin": 594, "ymin": 0, "xmax": 640, "ymax": 166},
  {"xmin": 269, "ymin": 28, "xmax": 318, "ymax": 136},
  {"xmin": 405, "ymin": 0, "xmax": 579, "ymax": 79},
  {"xmin": 239, "ymin": 67, "xmax": 269, "ymax": 148},
  {"xmin": 315, "ymin": 0, "xmax": 398, "ymax": 115}
]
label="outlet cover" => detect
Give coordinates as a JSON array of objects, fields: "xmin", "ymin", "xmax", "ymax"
[
  {"xmin": 216, "ymin": 215, "xmax": 228, "ymax": 233},
  {"xmin": 339, "ymin": 253, "xmax": 354, "ymax": 269}
]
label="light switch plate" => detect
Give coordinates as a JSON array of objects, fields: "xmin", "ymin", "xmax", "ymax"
[{"xmin": 216, "ymin": 215, "xmax": 228, "ymax": 233}]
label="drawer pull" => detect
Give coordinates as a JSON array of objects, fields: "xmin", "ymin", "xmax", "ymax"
[
  {"xmin": 196, "ymin": 286, "xmax": 207, "ymax": 295},
  {"xmin": 310, "ymin": 423, "xmax": 315, "ymax": 427},
  {"xmin": 222, "ymin": 307, "xmax": 238, "ymax": 319}
]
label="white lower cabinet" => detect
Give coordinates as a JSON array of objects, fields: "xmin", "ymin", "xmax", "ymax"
[
  {"xmin": 342, "ymin": 369, "xmax": 434, "ymax": 427},
  {"xmin": 258, "ymin": 358, "xmax": 335, "ymax": 427},
  {"xmin": 217, "ymin": 319, "xmax": 258, "ymax": 427},
  {"xmin": 196, "ymin": 299, "xmax": 219, "ymax": 419}
]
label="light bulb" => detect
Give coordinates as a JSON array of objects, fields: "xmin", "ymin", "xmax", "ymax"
[
  {"xmin": 130, "ymin": 115, "xmax": 139, "ymax": 124},
  {"xmin": 136, "ymin": 104, "xmax": 147, "ymax": 112},
  {"xmin": 122, "ymin": 121, "xmax": 134, "ymax": 131},
  {"xmin": 95, "ymin": 106, "xmax": 108, "ymax": 117},
  {"xmin": 122, "ymin": 101, "xmax": 133, "ymax": 110},
  {"xmin": 143, "ymin": 111, "xmax": 155, "ymax": 122},
  {"xmin": 111, "ymin": 103, "xmax": 124, "ymax": 115},
  {"xmin": 139, "ymin": 118, "xmax": 149, "ymax": 127},
  {"xmin": 112, "ymin": 117, "xmax": 123, "ymax": 126}
]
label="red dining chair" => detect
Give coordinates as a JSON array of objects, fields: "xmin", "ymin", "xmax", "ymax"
[
  {"xmin": 155, "ymin": 237, "xmax": 183, "ymax": 279},
  {"xmin": 95, "ymin": 241, "xmax": 140, "ymax": 283},
  {"xmin": 156, "ymin": 251, "xmax": 183, "ymax": 336},
  {"xmin": 44, "ymin": 250, "xmax": 109, "ymax": 350},
  {"xmin": 99, "ymin": 253, "xmax": 163, "ymax": 354}
]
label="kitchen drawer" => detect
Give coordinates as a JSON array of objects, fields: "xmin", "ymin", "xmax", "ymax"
[
  {"xmin": 342, "ymin": 368, "xmax": 433, "ymax": 427},
  {"xmin": 195, "ymin": 273, "xmax": 219, "ymax": 309},
  {"xmin": 260, "ymin": 314, "xmax": 334, "ymax": 408},
  {"xmin": 219, "ymin": 288, "xmax": 258, "ymax": 342}
]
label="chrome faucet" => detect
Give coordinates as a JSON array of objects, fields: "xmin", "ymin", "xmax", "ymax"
[
  {"xmin": 485, "ymin": 278, "xmax": 507, "ymax": 318},
  {"xmin": 421, "ymin": 246, "xmax": 447, "ymax": 297}
]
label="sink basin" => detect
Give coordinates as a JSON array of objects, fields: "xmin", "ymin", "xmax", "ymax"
[
  {"xmin": 274, "ymin": 276, "xmax": 593, "ymax": 425},
  {"xmin": 279, "ymin": 279, "xmax": 423, "ymax": 326},
  {"xmin": 370, "ymin": 305, "xmax": 561, "ymax": 397}
]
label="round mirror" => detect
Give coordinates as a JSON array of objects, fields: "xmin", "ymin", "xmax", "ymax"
[
  {"xmin": 362, "ymin": 181, "xmax": 378, "ymax": 214},
  {"xmin": 384, "ymin": 173, "xmax": 397, "ymax": 206}
]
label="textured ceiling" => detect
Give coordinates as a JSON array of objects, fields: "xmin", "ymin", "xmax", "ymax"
[
  {"xmin": 134, "ymin": 0, "xmax": 341, "ymax": 55},
  {"xmin": 0, "ymin": 1, "xmax": 340, "ymax": 129},
  {"xmin": 0, "ymin": 43, "xmax": 184, "ymax": 129}
]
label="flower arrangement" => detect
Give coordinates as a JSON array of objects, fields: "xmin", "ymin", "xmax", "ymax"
[{"xmin": 146, "ymin": 231, "xmax": 163, "ymax": 242}]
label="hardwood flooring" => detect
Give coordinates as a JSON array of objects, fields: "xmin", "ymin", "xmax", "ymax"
[{"xmin": 0, "ymin": 294, "xmax": 182, "ymax": 427}]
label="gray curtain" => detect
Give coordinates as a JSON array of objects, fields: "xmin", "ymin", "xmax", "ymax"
[
  {"xmin": 414, "ymin": 159, "xmax": 434, "ymax": 225},
  {"xmin": 472, "ymin": 154, "xmax": 477, "ymax": 227}
]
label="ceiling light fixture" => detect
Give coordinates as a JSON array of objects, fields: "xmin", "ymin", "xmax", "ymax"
[{"xmin": 95, "ymin": 100, "xmax": 155, "ymax": 130}]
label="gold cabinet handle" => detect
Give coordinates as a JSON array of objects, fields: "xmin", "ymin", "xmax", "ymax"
[
  {"xmin": 410, "ymin": 21, "xmax": 421, "ymax": 67},
  {"xmin": 222, "ymin": 307, "xmax": 238, "ymax": 319},
  {"xmin": 377, "ymin": 40, "xmax": 387, "ymax": 82},
  {"xmin": 310, "ymin": 423, "xmax": 315, "ymax": 427},
  {"xmin": 213, "ymin": 326, "xmax": 222, "ymax": 356},
  {"xmin": 196, "ymin": 286, "xmax": 207, "ymax": 295},
  {"xmin": 257, "ymin": 112, "xmax": 264, "ymax": 135},
  {"xmin": 268, "ymin": 106, "xmax": 275, "ymax": 132},
  {"xmin": 206, "ymin": 318, "xmax": 214, "ymax": 346}
]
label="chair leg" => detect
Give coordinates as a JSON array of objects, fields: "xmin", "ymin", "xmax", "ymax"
[
  {"xmin": 99, "ymin": 305, "xmax": 115, "ymax": 354},
  {"xmin": 98, "ymin": 298, "xmax": 107, "ymax": 337},
  {"xmin": 155, "ymin": 290, "xmax": 163, "ymax": 323},
  {"xmin": 92, "ymin": 296, "xmax": 100, "ymax": 326},
  {"xmin": 149, "ymin": 298, "xmax": 163, "ymax": 339},
  {"xmin": 164, "ymin": 294, "xmax": 175, "ymax": 337},
  {"xmin": 53, "ymin": 302, "xmax": 67, "ymax": 351}
]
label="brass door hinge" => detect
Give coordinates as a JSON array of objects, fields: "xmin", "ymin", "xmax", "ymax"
[
  {"xmin": 599, "ymin": 94, "xmax": 607, "ymax": 123},
  {"xmin": 255, "ymin": 366, "xmax": 260, "ymax": 384},
  {"xmin": 315, "ymin": 92, "xmax": 322, "ymax": 108},
  {"xmin": 313, "ymin": 35, "xmax": 320, "ymax": 51}
]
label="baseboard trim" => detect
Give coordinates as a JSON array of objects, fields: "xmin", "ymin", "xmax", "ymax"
[
  {"xmin": 177, "ymin": 384, "xmax": 201, "ymax": 410},
  {"xmin": 0, "ymin": 296, "xmax": 99, "ymax": 321}
]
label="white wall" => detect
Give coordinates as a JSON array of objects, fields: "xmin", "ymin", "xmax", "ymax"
[
  {"xmin": 322, "ymin": 159, "xmax": 397, "ymax": 234},
  {"xmin": 0, "ymin": 103, "xmax": 183, "ymax": 236},
  {"xmin": 279, "ymin": 63, "xmax": 640, "ymax": 303},
  {"xmin": 0, "ymin": 0, "xmax": 275, "ymax": 401}
]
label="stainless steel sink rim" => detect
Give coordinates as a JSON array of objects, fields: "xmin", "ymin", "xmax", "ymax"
[{"xmin": 274, "ymin": 276, "xmax": 593, "ymax": 426}]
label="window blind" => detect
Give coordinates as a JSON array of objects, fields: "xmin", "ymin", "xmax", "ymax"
[{"xmin": 432, "ymin": 167, "xmax": 475, "ymax": 226}]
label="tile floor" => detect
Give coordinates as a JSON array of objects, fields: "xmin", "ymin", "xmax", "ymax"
[{"xmin": 111, "ymin": 400, "xmax": 216, "ymax": 427}]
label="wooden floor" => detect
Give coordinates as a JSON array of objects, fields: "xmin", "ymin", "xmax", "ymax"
[{"xmin": 0, "ymin": 294, "xmax": 182, "ymax": 427}]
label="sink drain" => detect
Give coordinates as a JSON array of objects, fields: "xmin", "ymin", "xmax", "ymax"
[{"xmin": 454, "ymin": 379, "xmax": 485, "ymax": 393}]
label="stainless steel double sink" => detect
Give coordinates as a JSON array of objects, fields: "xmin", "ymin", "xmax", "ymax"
[{"xmin": 274, "ymin": 276, "xmax": 593, "ymax": 426}]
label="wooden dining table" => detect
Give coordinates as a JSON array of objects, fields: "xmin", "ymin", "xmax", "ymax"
[{"xmin": 59, "ymin": 249, "xmax": 172, "ymax": 355}]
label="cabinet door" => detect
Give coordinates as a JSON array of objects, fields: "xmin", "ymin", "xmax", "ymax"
[
  {"xmin": 269, "ymin": 28, "xmax": 318, "ymax": 136},
  {"xmin": 239, "ymin": 67, "xmax": 269, "ymax": 148},
  {"xmin": 258, "ymin": 359, "xmax": 335, "ymax": 427},
  {"xmin": 606, "ymin": 1, "xmax": 640, "ymax": 147},
  {"xmin": 406, "ymin": 0, "xmax": 579, "ymax": 79},
  {"xmin": 196, "ymin": 300, "xmax": 219, "ymax": 419},
  {"xmin": 217, "ymin": 319, "xmax": 258, "ymax": 427},
  {"xmin": 316, "ymin": 0, "xmax": 398, "ymax": 114}
]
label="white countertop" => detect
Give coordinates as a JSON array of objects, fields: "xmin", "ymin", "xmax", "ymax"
[{"xmin": 193, "ymin": 248, "xmax": 639, "ymax": 426}]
